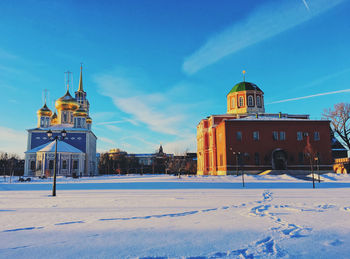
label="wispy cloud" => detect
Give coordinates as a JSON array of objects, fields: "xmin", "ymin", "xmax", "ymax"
[
  {"xmin": 0, "ymin": 48, "xmax": 18, "ymax": 60},
  {"xmin": 90, "ymin": 111, "xmax": 115, "ymax": 121},
  {"xmin": 267, "ymin": 89, "xmax": 350, "ymax": 105},
  {"xmin": 183, "ymin": 0, "xmax": 344, "ymax": 74},
  {"xmin": 0, "ymin": 126, "xmax": 27, "ymax": 156},
  {"xmin": 300, "ymin": 68, "xmax": 350, "ymax": 90},
  {"xmin": 302, "ymin": 0, "xmax": 310, "ymax": 11},
  {"xmin": 268, "ymin": 67, "xmax": 350, "ymax": 101},
  {"xmin": 163, "ymin": 134, "xmax": 197, "ymax": 155},
  {"xmin": 105, "ymin": 125, "xmax": 122, "ymax": 132},
  {"xmin": 99, "ymin": 136, "xmax": 117, "ymax": 146},
  {"xmin": 94, "ymin": 69, "xmax": 197, "ymax": 153},
  {"xmin": 115, "ymin": 95, "xmax": 184, "ymax": 135},
  {"xmin": 95, "ymin": 120, "xmax": 125, "ymax": 126},
  {"xmin": 95, "ymin": 70, "xmax": 191, "ymax": 136}
]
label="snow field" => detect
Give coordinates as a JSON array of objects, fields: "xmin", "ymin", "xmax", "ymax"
[{"xmin": 1, "ymin": 174, "xmax": 350, "ymax": 258}]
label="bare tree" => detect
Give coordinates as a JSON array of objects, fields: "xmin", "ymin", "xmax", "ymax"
[{"xmin": 323, "ymin": 103, "xmax": 350, "ymax": 150}]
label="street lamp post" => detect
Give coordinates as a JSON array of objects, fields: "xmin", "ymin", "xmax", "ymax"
[
  {"xmin": 47, "ymin": 129, "xmax": 67, "ymax": 197},
  {"xmin": 241, "ymin": 153, "xmax": 247, "ymax": 188},
  {"xmin": 307, "ymin": 153, "xmax": 315, "ymax": 189},
  {"xmin": 315, "ymin": 156, "xmax": 320, "ymax": 183},
  {"xmin": 232, "ymin": 151, "xmax": 240, "ymax": 176}
]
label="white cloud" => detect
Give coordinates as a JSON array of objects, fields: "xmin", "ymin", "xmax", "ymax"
[
  {"xmin": 95, "ymin": 120, "xmax": 125, "ymax": 126},
  {"xmin": 163, "ymin": 134, "xmax": 196, "ymax": 156},
  {"xmin": 267, "ymin": 89, "xmax": 350, "ymax": 105},
  {"xmin": 0, "ymin": 48, "xmax": 18, "ymax": 60},
  {"xmin": 99, "ymin": 136, "xmax": 117, "ymax": 145},
  {"xmin": 115, "ymin": 95, "xmax": 184, "ymax": 135},
  {"xmin": 105, "ymin": 125, "xmax": 122, "ymax": 132},
  {"xmin": 95, "ymin": 71, "xmax": 192, "ymax": 136},
  {"xmin": 183, "ymin": 0, "xmax": 345, "ymax": 74},
  {"xmin": 302, "ymin": 0, "xmax": 310, "ymax": 11},
  {"xmin": 90, "ymin": 111, "xmax": 115, "ymax": 121},
  {"xmin": 94, "ymin": 69, "xmax": 199, "ymax": 153},
  {"xmin": 0, "ymin": 126, "xmax": 27, "ymax": 157}
]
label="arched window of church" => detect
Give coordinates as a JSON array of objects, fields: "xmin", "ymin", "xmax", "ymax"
[
  {"xmin": 40, "ymin": 118, "xmax": 44, "ymax": 127},
  {"xmin": 248, "ymin": 96, "xmax": 254, "ymax": 107},
  {"xmin": 257, "ymin": 96, "xmax": 261, "ymax": 107},
  {"xmin": 77, "ymin": 118, "xmax": 81, "ymax": 127},
  {"xmin": 63, "ymin": 113, "xmax": 67, "ymax": 123},
  {"xmin": 231, "ymin": 97, "xmax": 235, "ymax": 108},
  {"xmin": 239, "ymin": 96, "xmax": 244, "ymax": 107}
]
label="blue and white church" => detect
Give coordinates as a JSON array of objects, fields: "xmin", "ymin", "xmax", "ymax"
[{"xmin": 24, "ymin": 66, "xmax": 98, "ymax": 177}]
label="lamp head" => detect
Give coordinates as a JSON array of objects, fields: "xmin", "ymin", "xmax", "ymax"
[
  {"xmin": 47, "ymin": 130, "xmax": 53, "ymax": 138},
  {"xmin": 61, "ymin": 129, "xmax": 67, "ymax": 138}
]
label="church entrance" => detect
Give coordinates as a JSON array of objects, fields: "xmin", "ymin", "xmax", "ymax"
[{"xmin": 272, "ymin": 149, "xmax": 287, "ymax": 170}]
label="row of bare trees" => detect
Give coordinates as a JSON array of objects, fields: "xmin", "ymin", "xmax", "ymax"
[
  {"xmin": 98, "ymin": 152, "xmax": 197, "ymax": 175},
  {"xmin": 0, "ymin": 152, "xmax": 24, "ymax": 176},
  {"xmin": 323, "ymin": 103, "xmax": 350, "ymax": 151}
]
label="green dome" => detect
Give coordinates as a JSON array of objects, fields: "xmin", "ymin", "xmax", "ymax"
[{"xmin": 228, "ymin": 82, "xmax": 263, "ymax": 95}]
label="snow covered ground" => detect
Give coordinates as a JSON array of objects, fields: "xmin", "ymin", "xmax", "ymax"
[{"xmin": 1, "ymin": 174, "xmax": 350, "ymax": 258}]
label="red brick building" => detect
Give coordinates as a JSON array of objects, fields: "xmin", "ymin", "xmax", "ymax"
[{"xmin": 197, "ymin": 81, "xmax": 332, "ymax": 175}]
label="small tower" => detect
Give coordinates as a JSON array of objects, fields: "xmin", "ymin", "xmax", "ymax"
[
  {"xmin": 158, "ymin": 144, "xmax": 164, "ymax": 155},
  {"xmin": 227, "ymin": 81, "xmax": 265, "ymax": 115},
  {"xmin": 86, "ymin": 115, "xmax": 92, "ymax": 130},
  {"xmin": 37, "ymin": 102, "xmax": 52, "ymax": 128},
  {"xmin": 73, "ymin": 105, "xmax": 88, "ymax": 128},
  {"xmin": 51, "ymin": 111, "xmax": 58, "ymax": 125},
  {"xmin": 75, "ymin": 64, "xmax": 90, "ymax": 113}
]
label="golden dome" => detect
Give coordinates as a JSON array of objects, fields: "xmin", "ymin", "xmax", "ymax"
[
  {"xmin": 86, "ymin": 115, "xmax": 92, "ymax": 124},
  {"xmin": 37, "ymin": 103, "xmax": 52, "ymax": 117},
  {"xmin": 73, "ymin": 105, "xmax": 88, "ymax": 117},
  {"xmin": 51, "ymin": 111, "xmax": 58, "ymax": 124},
  {"xmin": 55, "ymin": 90, "xmax": 79, "ymax": 111}
]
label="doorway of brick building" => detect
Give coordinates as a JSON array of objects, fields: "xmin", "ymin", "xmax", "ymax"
[{"xmin": 272, "ymin": 149, "xmax": 287, "ymax": 170}]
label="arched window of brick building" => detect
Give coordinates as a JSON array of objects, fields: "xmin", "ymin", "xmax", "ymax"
[
  {"xmin": 239, "ymin": 96, "xmax": 244, "ymax": 107},
  {"xmin": 248, "ymin": 95, "xmax": 254, "ymax": 107},
  {"xmin": 257, "ymin": 96, "xmax": 261, "ymax": 107}
]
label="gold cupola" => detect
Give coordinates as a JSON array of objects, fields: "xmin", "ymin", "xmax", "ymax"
[
  {"xmin": 86, "ymin": 115, "xmax": 92, "ymax": 124},
  {"xmin": 73, "ymin": 105, "xmax": 88, "ymax": 117},
  {"xmin": 55, "ymin": 90, "xmax": 79, "ymax": 111},
  {"xmin": 51, "ymin": 111, "xmax": 58, "ymax": 124},
  {"xmin": 37, "ymin": 103, "xmax": 53, "ymax": 117}
]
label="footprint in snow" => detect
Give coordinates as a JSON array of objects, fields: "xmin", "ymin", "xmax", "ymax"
[
  {"xmin": 3, "ymin": 226, "xmax": 44, "ymax": 232},
  {"xmin": 262, "ymin": 190, "xmax": 273, "ymax": 202},
  {"xmin": 324, "ymin": 239, "xmax": 344, "ymax": 247},
  {"xmin": 317, "ymin": 204, "xmax": 336, "ymax": 210},
  {"xmin": 55, "ymin": 221, "xmax": 84, "ymax": 225}
]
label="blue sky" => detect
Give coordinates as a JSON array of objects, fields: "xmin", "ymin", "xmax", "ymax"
[{"xmin": 1, "ymin": 0, "xmax": 350, "ymax": 156}]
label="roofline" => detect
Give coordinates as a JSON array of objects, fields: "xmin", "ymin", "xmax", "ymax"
[
  {"xmin": 226, "ymin": 89, "xmax": 264, "ymax": 96},
  {"xmin": 25, "ymin": 151, "xmax": 83, "ymax": 154},
  {"xmin": 224, "ymin": 119, "xmax": 331, "ymax": 123}
]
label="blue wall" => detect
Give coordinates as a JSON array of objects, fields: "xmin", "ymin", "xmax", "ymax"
[{"xmin": 31, "ymin": 132, "xmax": 86, "ymax": 152}]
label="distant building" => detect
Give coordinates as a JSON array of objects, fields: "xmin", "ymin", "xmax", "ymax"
[
  {"xmin": 24, "ymin": 66, "xmax": 98, "ymax": 177},
  {"xmin": 197, "ymin": 80, "xmax": 333, "ymax": 175}
]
